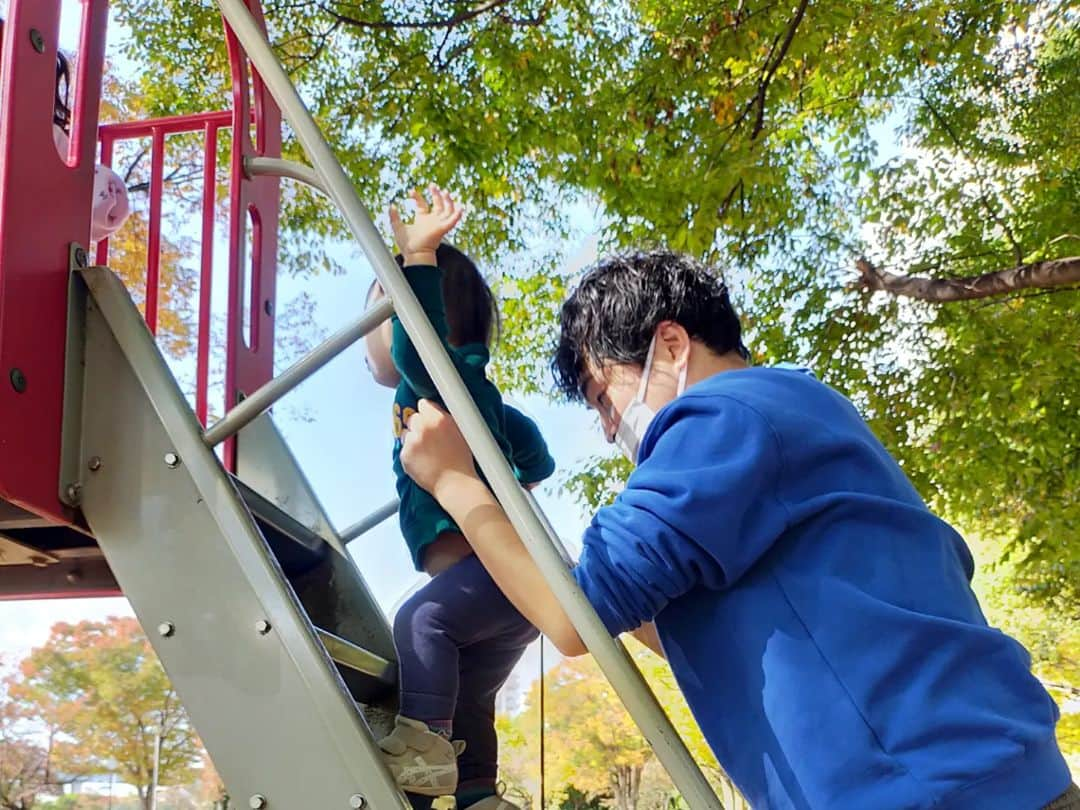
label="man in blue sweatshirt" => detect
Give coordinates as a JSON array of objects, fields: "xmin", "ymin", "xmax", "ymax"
[{"xmin": 398, "ymin": 250, "xmax": 1078, "ymax": 810}]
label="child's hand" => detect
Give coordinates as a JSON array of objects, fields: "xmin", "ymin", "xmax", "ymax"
[{"xmin": 389, "ymin": 184, "xmax": 464, "ymax": 267}]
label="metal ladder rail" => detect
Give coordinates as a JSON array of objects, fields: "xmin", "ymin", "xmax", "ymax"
[{"xmin": 208, "ymin": 2, "xmax": 722, "ymax": 806}]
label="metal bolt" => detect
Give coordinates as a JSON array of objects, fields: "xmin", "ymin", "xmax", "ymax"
[
  {"xmin": 249, "ymin": 795, "xmax": 267, "ymax": 809},
  {"xmin": 65, "ymin": 483, "xmax": 82, "ymax": 504},
  {"xmin": 164, "ymin": 452, "xmax": 180, "ymax": 469},
  {"xmin": 88, "ymin": 456, "xmax": 103, "ymax": 472},
  {"xmin": 158, "ymin": 622, "xmax": 176, "ymax": 638},
  {"xmin": 29, "ymin": 29, "xmax": 44, "ymax": 53},
  {"xmin": 9, "ymin": 368, "xmax": 26, "ymax": 393},
  {"xmin": 348, "ymin": 795, "xmax": 366, "ymax": 809},
  {"xmin": 255, "ymin": 619, "xmax": 272, "ymax": 635},
  {"xmin": 74, "ymin": 246, "xmax": 89, "ymax": 268},
  {"xmin": 66, "ymin": 568, "xmax": 83, "ymax": 584}
]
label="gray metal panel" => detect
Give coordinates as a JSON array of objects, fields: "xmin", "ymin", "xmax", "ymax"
[{"xmin": 77, "ymin": 267, "xmax": 407, "ymax": 810}]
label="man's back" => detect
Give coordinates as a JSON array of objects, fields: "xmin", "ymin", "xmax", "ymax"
[{"xmin": 576, "ymin": 366, "xmax": 1069, "ymax": 809}]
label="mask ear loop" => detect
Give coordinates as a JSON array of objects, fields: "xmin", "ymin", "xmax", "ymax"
[{"xmin": 637, "ymin": 335, "xmax": 658, "ymax": 400}]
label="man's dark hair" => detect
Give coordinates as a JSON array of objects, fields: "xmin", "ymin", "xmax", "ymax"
[
  {"xmin": 373, "ymin": 243, "xmax": 499, "ymax": 347},
  {"xmin": 552, "ymin": 250, "xmax": 746, "ymax": 400}
]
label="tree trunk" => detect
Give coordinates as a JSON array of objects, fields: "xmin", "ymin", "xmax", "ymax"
[
  {"xmin": 609, "ymin": 764, "xmax": 643, "ymax": 810},
  {"xmin": 854, "ymin": 255, "xmax": 1080, "ymax": 302}
]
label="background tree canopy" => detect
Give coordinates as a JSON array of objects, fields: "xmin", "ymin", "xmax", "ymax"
[{"xmin": 111, "ymin": 1, "xmax": 1077, "ymax": 622}]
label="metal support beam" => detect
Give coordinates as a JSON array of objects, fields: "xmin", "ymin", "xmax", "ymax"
[
  {"xmin": 213, "ymin": 2, "xmax": 722, "ymax": 805},
  {"xmin": 204, "ymin": 297, "xmax": 393, "ymax": 447},
  {"xmin": 246, "ymin": 156, "xmax": 327, "ymax": 194},
  {"xmin": 340, "ymin": 499, "xmax": 399, "ymax": 544}
]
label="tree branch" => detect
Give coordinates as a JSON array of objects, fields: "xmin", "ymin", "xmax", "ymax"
[
  {"xmin": 751, "ymin": 0, "xmax": 809, "ymax": 139},
  {"xmin": 854, "ymin": 255, "xmax": 1080, "ymax": 302},
  {"xmin": 323, "ymin": 0, "xmax": 514, "ymax": 31}
]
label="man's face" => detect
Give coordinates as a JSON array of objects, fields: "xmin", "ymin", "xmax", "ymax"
[{"xmin": 580, "ymin": 337, "xmax": 686, "ymax": 447}]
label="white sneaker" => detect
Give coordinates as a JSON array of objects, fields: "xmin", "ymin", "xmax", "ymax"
[{"xmin": 377, "ymin": 715, "xmax": 464, "ymax": 796}]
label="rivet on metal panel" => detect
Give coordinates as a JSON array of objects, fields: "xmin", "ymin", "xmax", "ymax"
[
  {"xmin": 255, "ymin": 619, "xmax": 272, "ymax": 635},
  {"xmin": 88, "ymin": 456, "xmax": 103, "ymax": 472},
  {"xmin": 164, "ymin": 452, "xmax": 181, "ymax": 468},
  {"xmin": 9, "ymin": 368, "xmax": 26, "ymax": 393},
  {"xmin": 29, "ymin": 29, "xmax": 44, "ymax": 53},
  {"xmin": 349, "ymin": 795, "xmax": 366, "ymax": 808},
  {"xmin": 66, "ymin": 569, "xmax": 82, "ymax": 584},
  {"xmin": 157, "ymin": 622, "xmax": 176, "ymax": 638},
  {"xmin": 65, "ymin": 483, "xmax": 82, "ymax": 504},
  {"xmin": 248, "ymin": 795, "xmax": 267, "ymax": 809}
]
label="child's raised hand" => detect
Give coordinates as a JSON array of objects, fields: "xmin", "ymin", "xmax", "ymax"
[{"xmin": 389, "ymin": 184, "xmax": 464, "ymax": 267}]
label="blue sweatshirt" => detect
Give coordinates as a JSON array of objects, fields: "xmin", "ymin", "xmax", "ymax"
[{"xmin": 573, "ymin": 367, "xmax": 1069, "ymax": 810}]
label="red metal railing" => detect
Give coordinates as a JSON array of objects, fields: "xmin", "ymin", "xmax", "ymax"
[{"xmin": 96, "ymin": 109, "xmax": 232, "ymax": 425}]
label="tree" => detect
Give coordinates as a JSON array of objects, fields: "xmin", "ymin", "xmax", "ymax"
[
  {"xmin": 0, "ymin": 689, "xmax": 50, "ymax": 810},
  {"xmin": 11, "ymin": 618, "xmax": 202, "ymax": 810},
  {"xmin": 500, "ymin": 643, "xmax": 746, "ymax": 810},
  {"xmin": 106, "ymin": 1, "xmax": 1078, "ymax": 610}
]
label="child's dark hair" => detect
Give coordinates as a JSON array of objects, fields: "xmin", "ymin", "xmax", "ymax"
[
  {"xmin": 552, "ymin": 250, "xmax": 747, "ymax": 400},
  {"xmin": 371, "ymin": 243, "xmax": 498, "ymax": 348}
]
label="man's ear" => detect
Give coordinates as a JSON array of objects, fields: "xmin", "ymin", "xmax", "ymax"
[{"xmin": 655, "ymin": 320, "xmax": 691, "ymax": 368}]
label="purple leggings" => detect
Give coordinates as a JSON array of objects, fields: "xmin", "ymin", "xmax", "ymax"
[{"xmin": 394, "ymin": 553, "xmax": 538, "ymax": 791}]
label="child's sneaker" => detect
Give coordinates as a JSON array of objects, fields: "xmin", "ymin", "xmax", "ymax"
[{"xmin": 377, "ymin": 715, "xmax": 464, "ymax": 796}]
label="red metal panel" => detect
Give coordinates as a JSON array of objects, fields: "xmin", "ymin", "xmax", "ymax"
[
  {"xmin": 0, "ymin": 0, "xmax": 107, "ymax": 525},
  {"xmin": 222, "ymin": 0, "xmax": 281, "ymax": 470}
]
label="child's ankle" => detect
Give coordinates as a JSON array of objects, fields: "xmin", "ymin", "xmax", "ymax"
[{"xmin": 456, "ymin": 780, "xmax": 497, "ymax": 808}]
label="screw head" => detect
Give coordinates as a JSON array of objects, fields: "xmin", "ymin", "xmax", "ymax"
[
  {"xmin": 255, "ymin": 619, "xmax": 272, "ymax": 635},
  {"xmin": 65, "ymin": 483, "xmax": 82, "ymax": 504},
  {"xmin": 249, "ymin": 795, "xmax": 267, "ymax": 809},
  {"xmin": 9, "ymin": 368, "xmax": 26, "ymax": 393},
  {"xmin": 29, "ymin": 29, "xmax": 44, "ymax": 53},
  {"xmin": 88, "ymin": 456, "xmax": 103, "ymax": 472},
  {"xmin": 349, "ymin": 795, "xmax": 366, "ymax": 809},
  {"xmin": 157, "ymin": 622, "xmax": 176, "ymax": 638},
  {"xmin": 164, "ymin": 452, "xmax": 180, "ymax": 469},
  {"xmin": 66, "ymin": 568, "xmax": 83, "ymax": 584}
]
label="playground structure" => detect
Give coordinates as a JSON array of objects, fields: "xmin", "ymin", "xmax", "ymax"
[{"xmin": 0, "ymin": 1, "xmax": 725, "ymax": 807}]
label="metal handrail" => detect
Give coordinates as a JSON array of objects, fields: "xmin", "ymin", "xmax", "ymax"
[{"xmin": 203, "ymin": 297, "xmax": 394, "ymax": 447}]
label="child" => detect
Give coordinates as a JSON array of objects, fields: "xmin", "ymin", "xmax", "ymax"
[{"xmin": 364, "ymin": 185, "xmax": 553, "ymax": 810}]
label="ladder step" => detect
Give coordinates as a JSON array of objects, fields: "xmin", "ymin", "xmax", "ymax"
[
  {"xmin": 232, "ymin": 477, "xmax": 327, "ymax": 576},
  {"xmin": 317, "ymin": 627, "xmax": 396, "ymax": 687}
]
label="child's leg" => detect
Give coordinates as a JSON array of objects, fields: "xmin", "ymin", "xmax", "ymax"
[{"xmin": 450, "ymin": 561, "xmax": 539, "ymax": 808}]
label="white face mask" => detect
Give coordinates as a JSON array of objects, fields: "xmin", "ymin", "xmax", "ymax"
[{"xmin": 611, "ymin": 336, "xmax": 688, "ymax": 464}]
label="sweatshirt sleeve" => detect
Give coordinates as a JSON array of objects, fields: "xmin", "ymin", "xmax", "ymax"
[
  {"xmin": 503, "ymin": 405, "xmax": 556, "ymax": 484},
  {"xmin": 573, "ymin": 394, "xmax": 789, "ymax": 635},
  {"xmin": 390, "ymin": 265, "xmax": 448, "ymax": 400}
]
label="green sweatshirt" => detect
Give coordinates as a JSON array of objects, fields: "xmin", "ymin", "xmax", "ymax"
[{"xmin": 389, "ymin": 265, "xmax": 555, "ymax": 570}]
